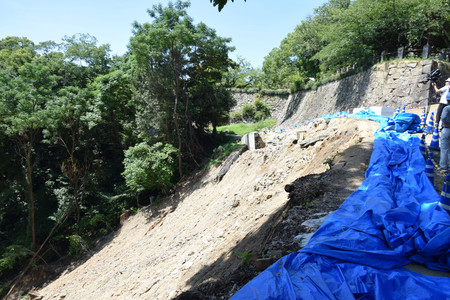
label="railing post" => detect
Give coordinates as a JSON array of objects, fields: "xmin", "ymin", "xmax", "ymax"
[
  {"xmin": 397, "ymin": 46, "xmax": 404, "ymax": 59},
  {"xmin": 422, "ymin": 44, "xmax": 430, "ymax": 58}
]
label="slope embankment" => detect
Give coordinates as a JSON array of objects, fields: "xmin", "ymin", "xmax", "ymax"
[{"xmin": 23, "ymin": 116, "xmax": 379, "ymax": 300}]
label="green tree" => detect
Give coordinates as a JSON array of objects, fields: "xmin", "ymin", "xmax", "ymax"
[
  {"xmin": 189, "ymin": 84, "xmax": 235, "ymax": 135},
  {"xmin": 60, "ymin": 33, "xmax": 112, "ymax": 87},
  {"xmin": 261, "ymin": 1, "xmax": 351, "ymax": 88},
  {"xmin": 0, "ymin": 35, "xmax": 138, "ymax": 278},
  {"xmin": 44, "ymin": 86, "xmax": 99, "ymax": 224},
  {"xmin": 0, "ymin": 36, "xmax": 36, "ymax": 72},
  {"xmin": 262, "ymin": 0, "xmax": 449, "ymax": 86},
  {"xmin": 122, "ymin": 142, "xmax": 177, "ymax": 199},
  {"xmin": 222, "ymin": 56, "xmax": 263, "ymax": 89},
  {"xmin": 130, "ymin": 1, "xmax": 194, "ymax": 178},
  {"xmin": 92, "ymin": 69, "xmax": 136, "ymax": 148},
  {"xmin": 130, "ymin": 0, "xmax": 234, "ymax": 177},
  {"xmin": 187, "ymin": 21, "xmax": 235, "ymax": 136},
  {"xmin": 405, "ymin": 0, "xmax": 449, "ymax": 48},
  {"xmin": 89, "ymin": 68, "xmax": 137, "ymax": 198},
  {"xmin": 40, "ymin": 35, "xmax": 115, "ymax": 225},
  {"xmin": 0, "ymin": 61, "xmax": 56, "ymax": 250},
  {"xmin": 0, "ymin": 99, "xmax": 27, "ymax": 255}
]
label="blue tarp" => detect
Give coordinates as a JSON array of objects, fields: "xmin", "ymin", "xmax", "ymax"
[
  {"xmin": 232, "ymin": 111, "xmax": 450, "ymax": 300},
  {"xmin": 383, "ymin": 113, "xmax": 423, "ymax": 133}
]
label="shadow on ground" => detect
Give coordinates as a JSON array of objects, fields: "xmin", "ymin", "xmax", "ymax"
[{"xmin": 174, "ymin": 142, "xmax": 374, "ymax": 299}]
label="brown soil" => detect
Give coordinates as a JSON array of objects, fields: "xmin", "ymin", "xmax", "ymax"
[{"xmin": 9, "ymin": 117, "xmax": 441, "ymax": 300}]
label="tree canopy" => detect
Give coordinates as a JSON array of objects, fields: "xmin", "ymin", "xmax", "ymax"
[
  {"xmin": 130, "ymin": 0, "xmax": 235, "ymax": 177},
  {"xmin": 262, "ymin": 0, "xmax": 449, "ymax": 90}
]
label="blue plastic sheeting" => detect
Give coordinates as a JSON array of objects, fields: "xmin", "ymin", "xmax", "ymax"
[
  {"xmin": 281, "ymin": 109, "xmax": 422, "ymax": 134},
  {"xmin": 231, "ymin": 126, "xmax": 450, "ymax": 299},
  {"xmin": 383, "ymin": 113, "xmax": 423, "ymax": 133},
  {"xmin": 279, "ymin": 109, "xmax": 393, "ymax": 133},
  {"xmin": 279, "ymin": 109, "xmax": 389, "ymax": 133}
]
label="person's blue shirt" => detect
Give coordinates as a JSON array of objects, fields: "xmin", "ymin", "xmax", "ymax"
[{"xmin": 442, "ymin": 105, "xmax": 450, "ymax": 125}]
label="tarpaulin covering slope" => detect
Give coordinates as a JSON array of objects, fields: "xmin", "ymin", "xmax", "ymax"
[{"xmin": 231, "ymin": 124, "xmax": 450, "ymax": 299}]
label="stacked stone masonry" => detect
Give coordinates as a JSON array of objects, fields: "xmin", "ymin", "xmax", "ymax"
[{"xmin": 231, "ymin": 60, "xmax": 450, "ymax": 129}]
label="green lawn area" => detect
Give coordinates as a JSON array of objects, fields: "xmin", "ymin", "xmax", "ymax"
[
  {"xmin": 216, "ymin": 119, "xmax": 277, "ymax": 135},
  {"xmin": 205, "ymin": 119, "xmax": 278, "ymax": 169}
]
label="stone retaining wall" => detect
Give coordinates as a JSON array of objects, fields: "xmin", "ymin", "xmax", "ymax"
[{"xmin": 278, "ymin": 60, "xmax": 450, "ymax": 129}]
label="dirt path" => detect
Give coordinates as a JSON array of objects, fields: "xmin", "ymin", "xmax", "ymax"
[{"xmin": 14, "ymin": 118, "xmax": 385, "ymax": 299}]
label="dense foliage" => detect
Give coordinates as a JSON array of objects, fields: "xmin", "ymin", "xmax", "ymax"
[
  {"xmin": 261, "ymin": 0, "xmax": 449, "ymax": 90},
  {"xmin": 0, "ymin": 1, "xmax": 236, "ymax": 291},
  {"xmin": 0, "ymin": 34, "xmax": 130, "ymax": 284},
  {"xmin": 229, "ymin": 97, "xmax": 271, "ymax": 123}
]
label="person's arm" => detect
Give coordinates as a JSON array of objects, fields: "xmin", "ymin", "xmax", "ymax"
[{"xmin": 432, "ymin": 82, "xmax": 441, "ymax": 93}]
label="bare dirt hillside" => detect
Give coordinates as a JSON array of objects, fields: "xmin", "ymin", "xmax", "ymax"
[{"xmin": 14, "ymin": 118, "xmax": 383, "ymax": 299}]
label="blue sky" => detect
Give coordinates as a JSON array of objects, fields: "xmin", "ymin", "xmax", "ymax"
[{"xmin": 0, "ymin": 0, "xmax": 327, "ymax": 68}]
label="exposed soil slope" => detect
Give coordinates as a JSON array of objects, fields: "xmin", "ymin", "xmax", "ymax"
[{"xmin": 18, "ymin": 117, "xmax": 381, "ymax": 300}]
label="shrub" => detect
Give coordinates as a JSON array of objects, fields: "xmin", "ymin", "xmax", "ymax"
[
  {"xmin": 260, "ymin": 89, "xmax": 290, "ymax": 95},
  {"xmin": 290, "ymin": 80, "xmax": 305, "ymax": 93},
  {"xmin": 254, "ymin": 98, "xmax": 271, "ymax": 121},
  {"xmin": 229, "ymin": 110, "xmax": 243, "ymax": 123},
  {"xmin": 230, "ymin": 98, "xmax": 272, "ymax": 123},
  {"xmin": 78, "ymin": 213, "xmax": 112, "ymax": 238},
  {"xmin": 0, "ymin": 245, "xmax": 31, "ymax": 278},
  {"xmin": 67, "ymin": 235, "xmax": 89, "ymax": 256},
  {"xmin": 122, "ymin": 142, "xmax": 177, "ymax": 195},
  {"xmin": 241, "ymin": 103, "xmax": 256, "ymax": 121},
  {"xmin": 205, "ymin": 142, "xmax": 239, "ymax": 169}
]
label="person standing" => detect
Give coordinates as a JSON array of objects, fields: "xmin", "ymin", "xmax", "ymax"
[
  {"xmin": 432, "ymin": 77, "xmax": 450, "ymax": 128},
  {"xmin": 440, "ymin": 105, "xmax": 450, "ymax": 172}
]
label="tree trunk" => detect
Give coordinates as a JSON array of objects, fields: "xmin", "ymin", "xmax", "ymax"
[
  {"xmin": 74, "ymin": 179, "xmax": 80, "ymax": 224},
  {"xmin": 172, "ymin": 81, "xmax": 183, "ymax": 178},
  {"xmin": 172, "ymin": 42, "xmax": 183, "ymax": 179},
  {"xmin": 26, "ymin": 146, "xmax": 36, "ymax": 251},
  {"xmin": 173, "ymin": 109, "xmax": 183, "ymax": 178}
]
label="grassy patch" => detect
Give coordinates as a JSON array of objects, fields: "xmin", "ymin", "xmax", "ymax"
[{"xmin": 217, "ymin": 119, "xmax": 277, "ymax": 135}]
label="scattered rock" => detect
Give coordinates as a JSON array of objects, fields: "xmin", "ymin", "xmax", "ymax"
[
  {"xmin": 120, "ymin": 210, "xmax": 131, "ymax": 226},
  {"xmin": 253, "ymin": 258, "xmax": 276, "ymax": 271},
  {"xmin": 298, "ymin": 135, "xmax": 329, "ymax": 148},
  {"xmin": 28, "ymin": 291, "xmax": 43, "ymax": 300},
  {"xmin": 293, "ymin": 232, "xmax": 315, "ymax": 248},
  {"xmin": 301, "ymin": 215, "xmax": 329, "ymax": 229}
]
